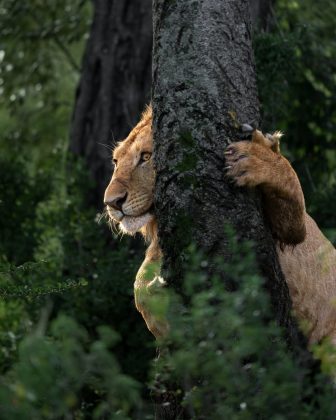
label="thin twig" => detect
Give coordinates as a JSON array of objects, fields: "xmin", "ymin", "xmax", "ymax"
[
  {"xmin": 53, "ymin": 34, "xmax": 81, "ymax": 73},
  {"xmin": 26, "ymin": 7, "xmax": 81, "ymax": 74}
]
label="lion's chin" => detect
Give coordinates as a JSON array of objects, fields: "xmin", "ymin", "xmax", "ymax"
[{"xmin": 119, "ymin": 213, "xmax": 154, "ymax": 235}]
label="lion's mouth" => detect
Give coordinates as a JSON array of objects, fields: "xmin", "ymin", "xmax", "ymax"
[
  {"xmin": 119, "ymin": 212, "xmax": 154, "ymax": 234},
  {"xmin": 107, "ymin": 205, "xmax": 154, "ymax": 235}
]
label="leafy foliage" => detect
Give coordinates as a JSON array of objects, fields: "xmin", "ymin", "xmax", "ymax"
[
  {"xmin": 254, "ymin": 0, "xmax": 336, "ymax": 238},
  {"xmin": 154, "ymin": 242, "xmax": 336, "ymax": 419},
  {"xmin": 0, "ymin": 316, "xmax": 142, "ymax": 419}
]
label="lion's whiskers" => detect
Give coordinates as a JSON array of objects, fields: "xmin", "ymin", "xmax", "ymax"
[{"xmin": 103, "ymin": 206, "xmax": 125, "ymax": 239}]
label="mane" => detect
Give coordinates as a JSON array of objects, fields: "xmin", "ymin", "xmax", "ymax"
[
  {"xmin": 123, "ymin": 104, "xmax": 152, "ymax": 145},
  {"xmin": 113, "ymin": 104, "xmax": 152, "ymax": 159},
  {"xmin": 141, "ymin": 218, "xmax": 161, "ymax": 260},
  {"xmin": 141, "ymin": 103, "xmax": 152, "ymax": 121}
]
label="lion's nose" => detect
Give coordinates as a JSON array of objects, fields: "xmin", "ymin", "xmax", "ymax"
[{"xmin": 104, "ymin": 192, "xmax": 128, "ymax": 211}]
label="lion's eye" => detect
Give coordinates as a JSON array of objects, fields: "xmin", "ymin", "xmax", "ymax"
[
  {"xmin": 139, "ymin": 152, "xmax": 152, "ymax": 164},
  {"xmin": 112, "ymin": 159, "xmax": 118, "ymax": 166}
]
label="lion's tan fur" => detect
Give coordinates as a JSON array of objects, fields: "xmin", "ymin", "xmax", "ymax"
[
  {"xmin": 104, "ymin": 107, "xmax": 336, "ymax": 344},
  {"xmin": 277, "ymin": 215, "xmax": 336, "ymax": 344}
]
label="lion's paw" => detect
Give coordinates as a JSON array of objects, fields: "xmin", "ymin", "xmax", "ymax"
[
  {"xmin": 147, "ymin": 276, "xmax": 167, "ymax": 294},
  {"xmin": 225, "ymin": 141, "xmax": 273, "ymax": 188}
]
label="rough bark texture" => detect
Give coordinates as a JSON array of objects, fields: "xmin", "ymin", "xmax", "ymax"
[
  {"xmin": 70, "ymin": 0, "xmax": 152, "ymax": 206},
  {"xmin": 153, "ymin": 0, "xmax": 295, "ymax": 329}
]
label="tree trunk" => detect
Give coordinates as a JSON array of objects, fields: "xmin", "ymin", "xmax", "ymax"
[
  {"xmin": 152, "ymin": 0, "xmax": 310, "ymax": 416},
  {"xmin": 152, "ymin": 0, "xmax": 294, "ymax": 332},
  {"xmin": 69, "ymin": 0, "xmax": 152, "ymax": 206}
]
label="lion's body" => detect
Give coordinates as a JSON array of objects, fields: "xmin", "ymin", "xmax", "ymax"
[
  {"xmin": 104, "ymin": 107, "xmax": 336, "ymax": 344},
  {"xmin": 277, "ymin": 214, "xmax": 336, "ymax": 344}
]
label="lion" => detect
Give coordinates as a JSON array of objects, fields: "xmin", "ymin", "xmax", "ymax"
[{"xmin": 104, "ymin": 105, "xmax": 336, "ymax": 345}]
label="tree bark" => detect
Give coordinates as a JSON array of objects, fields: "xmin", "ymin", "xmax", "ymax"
[
  {"xmin": 69, "ymin": 0, "xmax": 152, "ymax": 206},
  {"xmin": 153, "ymin": 0, "xmax": 291, "ymax": 328},
  {"xmin": 152, "ymin": 1, "xmax": 310, "ymax": 416}
]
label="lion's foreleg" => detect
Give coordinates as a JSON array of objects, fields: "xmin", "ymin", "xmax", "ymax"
[
  {"xmin": 225, "ymin": 140, "xmax": 306, "ymax": 246},
  {"xmin": 135, "ymin": 258, "xmax": 170, "ymax": 339}
]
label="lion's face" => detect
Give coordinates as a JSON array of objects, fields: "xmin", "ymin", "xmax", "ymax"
[{"xmin": 104, "ymin": 107, "xmax": 155, "ymax": 235}]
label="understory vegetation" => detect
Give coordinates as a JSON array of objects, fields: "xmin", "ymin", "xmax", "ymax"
[{"xmin": 0, "ymin": 0, "xmax": 335, "ymax": 418}]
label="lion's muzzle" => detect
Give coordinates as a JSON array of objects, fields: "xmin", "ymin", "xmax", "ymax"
[{"xmin": 104, "ymin": 182, "xmax": 128, "ymax": 211}]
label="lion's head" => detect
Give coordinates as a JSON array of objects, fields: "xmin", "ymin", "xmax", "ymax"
[{"xmin": 104, "ymin": 106, "xmax": 156, "ymax": 241}]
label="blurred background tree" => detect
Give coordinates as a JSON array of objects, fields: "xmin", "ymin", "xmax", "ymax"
[
  {"xmin": 70, "ymin": 0, "xmax": 152, "ymax": 205},
  {"xmin": 0, "ymin": 0, "xmax": 335, "ymax": 418}
]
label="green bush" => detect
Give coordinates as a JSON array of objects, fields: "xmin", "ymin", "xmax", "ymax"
[
  {"xmin": 1, "ymin": 238, "xmax": 334, "ymax": 419},
  {"xmin": 0, "ymin": 315, "xmax": 142, "ymax": 419},
  {"xmin": 153, "ymin": 241, "xmax": 335, "ymax": 419}
]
